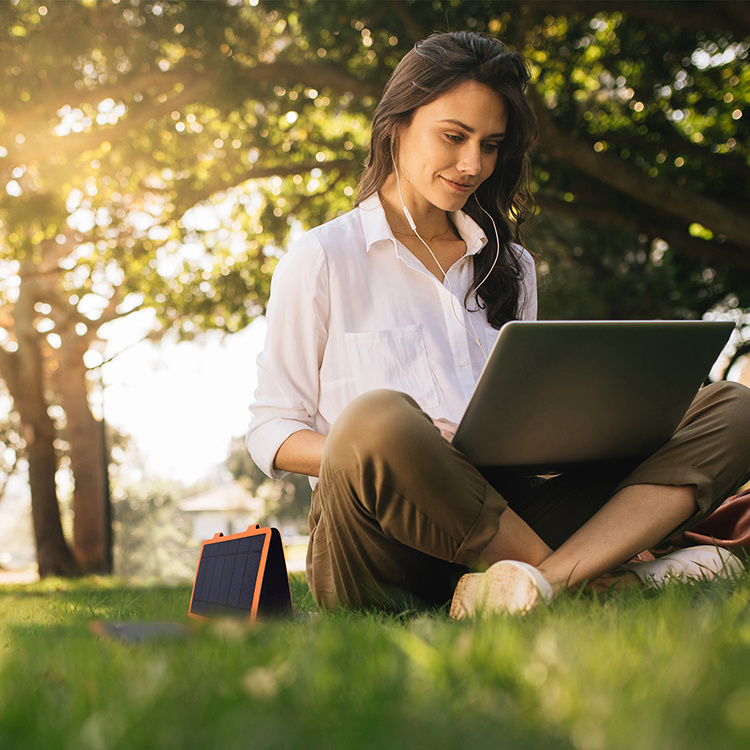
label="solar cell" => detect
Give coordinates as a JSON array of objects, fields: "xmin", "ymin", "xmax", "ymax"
[{"xmin": 189, "ymin": 525, "xmax": 292, "ymax": 621}]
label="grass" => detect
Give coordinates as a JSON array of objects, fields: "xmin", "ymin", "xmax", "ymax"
[{"xmin": 2, "ymin": 573, "xmax": 750, "ymax": 749}]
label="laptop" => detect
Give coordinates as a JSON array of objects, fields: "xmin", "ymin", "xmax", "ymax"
[{"xmin": 452, "ymin": 320, "xmax": 734, "ymax": 472}]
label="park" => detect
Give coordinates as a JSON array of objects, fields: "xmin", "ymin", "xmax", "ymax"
[{"xmin": 2, "ymin": 1, "xmax": 750, "ymax": 747}]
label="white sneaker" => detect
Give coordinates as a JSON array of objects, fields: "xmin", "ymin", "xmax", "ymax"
[
  {"xmin": 450, "ymin": 560, "xmax": 553, "ymax": 619},
  {"xmin": 622, "ymin": 545, "xmax": 745, "ymax": 589}
]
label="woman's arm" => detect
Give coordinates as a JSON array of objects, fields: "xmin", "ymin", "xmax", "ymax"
[
  {"xmin": 246, "ymin": 236, "xmax": 330, "ymax": 479},
  {"xmin": 273, "ymin": 429, "xmax": 327, "ymax": 477},
  {"xmin": 274, "ymin": 418, "xmax": 456, "ymax": 478}
]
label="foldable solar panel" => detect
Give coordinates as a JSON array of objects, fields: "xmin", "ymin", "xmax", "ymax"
[{"xmin": 188, "ymin": 524, "xmax": 293, "ymax": 622}]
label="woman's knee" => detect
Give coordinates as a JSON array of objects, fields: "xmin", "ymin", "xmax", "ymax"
[
  {"xmin": 324, "ymin": 389, "xmax": 432, "ymax": 467},
  {"xmin": 700, "ymin": 380, "xmax": 750, "ymax": 422},
  {"xmin": 695, "ymin": 381, "xmax": 750, "ymax": 467}
]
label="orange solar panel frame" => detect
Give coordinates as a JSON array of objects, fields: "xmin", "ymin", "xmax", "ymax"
[{"xmin": 188, "ymin": 524, "xmax": 293, "ymax": 622}]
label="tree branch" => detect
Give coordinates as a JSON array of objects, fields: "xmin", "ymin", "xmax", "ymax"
[
  {"xmin": 5, "ymin": 56, "xmax": 382, "ymax": 150},
  {"xmin": 387, "ymin": 0, "xmax": 425, "ymax": 43},
  {"xmin": 597, "ymin": 125, "xmax": 748, "ymax": 188},
  {"xmin": 522, "ymin": 0, "xmax": 750, "ymax": 37},
  {"xmin": 95, "ymin": 292, "xmax": 144, "ymax": 328},
  {"xmin": 535, "ymin": 193, "xmax": 750, "ymax": 271},
  {"xmin": 529, "ymin": 87, "xmax": 750, "ymax": 250},
  {"xmin": 6, "ymin": 74, "xmax": 214, "ymax": 172},
  {"xmin": 5, "ymin": 55, "xmax": 379, "ymax": 181},
  {"xmin": 243, "ymin": 59, "xmax": 383, "ymax": 99},
  {"xmin": 167, "ymin": 157, "xmax": 362, "ymax": 216}
]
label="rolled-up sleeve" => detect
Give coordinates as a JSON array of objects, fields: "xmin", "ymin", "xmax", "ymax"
[{"xmin": 246, "ymin": 237, "xmax": 330, "ymax": 478}]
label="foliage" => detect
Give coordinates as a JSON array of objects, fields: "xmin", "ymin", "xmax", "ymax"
[
  {"xmin": 1, "ymin": 0, "xmax": 749, "ymax": 572},
  {"xmin": 532, "ymin": 210, "xmax": 748, "ymax": 322},
  {"xmin": 3, "ymin": 575, "xmax": 750, "ymax": 749},
  {"xmin": 111, "ymin": 478, "xmax": 196, "ymax": 581},
  {"xmin": 1, "ymin": 0, "xmax": 747, "ymax": 352},
  {"xmin": 225, "ymin": 434, "xmax": 312, "ymax": 525},
  {"xmin": 521, "ymin": 2, "xmax": 749, "ymax": 265}
]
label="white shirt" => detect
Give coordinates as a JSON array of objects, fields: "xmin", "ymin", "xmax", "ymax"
[{"xmin": 246, "ymin": 193, "xmax": 537, "ymax": 480}]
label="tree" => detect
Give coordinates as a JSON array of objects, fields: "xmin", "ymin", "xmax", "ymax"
[
  {"xmin": 0, "ymin": 0, "xmax": 362, "ymax": 574},
  {"xmin": 1, "ymin": 0, "xmax": 748, "ymax": 575}
]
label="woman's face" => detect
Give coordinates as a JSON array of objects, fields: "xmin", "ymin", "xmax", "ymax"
[{"xmin": 394, "ymin": 79, "xmax": 508, "ymax": 215}]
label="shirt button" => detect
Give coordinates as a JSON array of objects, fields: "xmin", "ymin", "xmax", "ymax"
[{"xmin": 459, "ymin": 358, "xmax": 468, "ymax": 367}]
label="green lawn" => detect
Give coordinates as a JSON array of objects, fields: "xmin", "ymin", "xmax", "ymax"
[{"xmin": 2, "ymin": 573, "xmax": 750, "ymax": 750}]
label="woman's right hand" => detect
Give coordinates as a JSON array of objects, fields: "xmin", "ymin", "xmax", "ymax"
[{"xmin": 431, "ymin": 417, "xmax": 458, "ymax": 443}]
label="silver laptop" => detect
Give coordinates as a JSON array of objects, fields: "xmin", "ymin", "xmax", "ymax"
[{"xmin": 452, "ymin": 320, "xmax": 734, "ymax": 471}]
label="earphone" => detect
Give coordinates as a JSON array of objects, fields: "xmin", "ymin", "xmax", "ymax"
[{"xmin": 393, "ymin": 157, "xmax": 501, "ymax": 361}]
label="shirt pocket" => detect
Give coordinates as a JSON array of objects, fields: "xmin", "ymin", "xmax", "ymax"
[{"xmin": 344, "ymin": 324, "xmax": 440, "ymax": 410}]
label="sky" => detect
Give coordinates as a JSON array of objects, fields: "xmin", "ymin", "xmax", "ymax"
[{"xmin": 100, "ymin": 314, "xmax": 268, "ymax": 486}]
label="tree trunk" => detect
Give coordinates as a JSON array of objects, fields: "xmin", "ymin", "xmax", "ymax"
[
  {"xmin": 55, "ymin": 332, "xmax": 111, "ymax": 573},
  {"xmin": 3, "ymin": 279, "xmax": 78, "ymax": 577},
  {"xmin": 25, "ymin": 405, "xmax": 78, "ymax": 577}
]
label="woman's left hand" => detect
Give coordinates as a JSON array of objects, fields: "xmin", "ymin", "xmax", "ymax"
[{"xmin": 432, "ymin": 417, "xmax": 458, "ymax": 443}]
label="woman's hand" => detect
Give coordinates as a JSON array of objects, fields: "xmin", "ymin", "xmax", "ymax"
[{"xmin": 432, "ymin": 417, "xmax": 458, "ymax": 443}]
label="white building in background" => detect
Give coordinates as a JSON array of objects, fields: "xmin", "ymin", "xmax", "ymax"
[{"xmin": 178, "ymin": 479, "xmax": 266, "ymax": 543}]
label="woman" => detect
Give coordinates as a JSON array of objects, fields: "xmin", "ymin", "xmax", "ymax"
[{"xmin": 247, "ymin": 32, "xmax": 750, "ymax": 615}]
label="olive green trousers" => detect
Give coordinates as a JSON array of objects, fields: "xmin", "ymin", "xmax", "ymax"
[{"xmin": 306, "ymin": 382, "xmax": 750, "ymax": 611}]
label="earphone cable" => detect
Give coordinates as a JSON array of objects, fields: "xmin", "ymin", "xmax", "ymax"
[{"xmin": 394, "ymin": 164, "xmax": 500, "ymax": 362}]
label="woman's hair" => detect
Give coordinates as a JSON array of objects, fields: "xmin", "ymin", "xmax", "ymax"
[{"xmin": 356, "ymin": 31, "xmax": 538, "ymax": 328}]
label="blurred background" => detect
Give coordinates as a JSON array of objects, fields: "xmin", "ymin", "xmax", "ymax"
[{"xmin": 1, "ymin": 0, "xmax": 749, "ymax": 582}]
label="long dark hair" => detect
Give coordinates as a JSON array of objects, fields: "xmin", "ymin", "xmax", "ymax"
[{"xmin": 356, "ymin": 32, "xmax": 538, "ymax": 328}]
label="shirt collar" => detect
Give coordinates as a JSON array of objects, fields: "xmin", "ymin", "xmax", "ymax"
[{"xmin": 358, "ymin": 192, "xmax": 488, "ymax": 258}]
